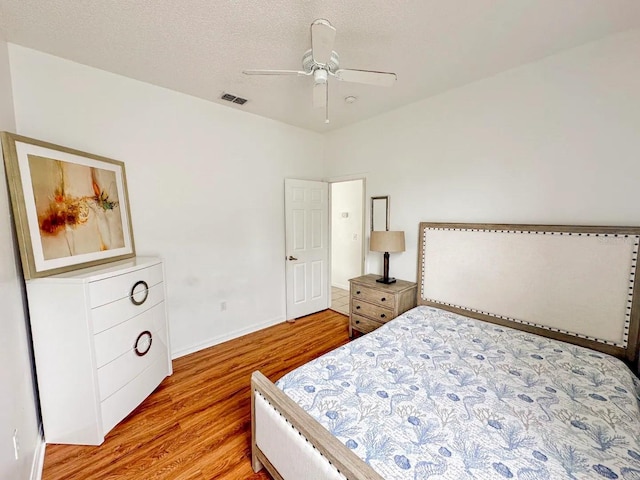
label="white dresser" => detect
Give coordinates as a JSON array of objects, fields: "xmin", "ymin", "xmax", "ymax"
[{"xmin": 26, "ymin": 256, "xmax": 172, "ymax": 445}]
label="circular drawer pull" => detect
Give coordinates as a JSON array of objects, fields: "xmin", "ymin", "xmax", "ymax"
[
  {"xmin": 356, "ymin": 305, "xmax": 361, "ymax": 309},
  {"xmin": 380, "ymin": 313, "xmax": 386, "ymax": 319},
  {"xmin": 356, "ymin": 290, "xmax": 361, "ymax": 295},
  {"xmin": 134, "ymin": 330, "xmax": 153, "ymax": 356},
  {"xmin": 355, "ymin": 320, "xmax": 360, "ymax": 324},
  {"xmin": 130, "ymin": 280, "xmax": 149, "ymax": 306},
  {"xmin": 381, "ymin": 297, "xmax": 386, "ymax": 302}
]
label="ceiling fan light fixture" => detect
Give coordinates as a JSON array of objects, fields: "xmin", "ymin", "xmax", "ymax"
[{"xmin": 314, "ymin": 69, "xmax": 328, "ymax": 85}]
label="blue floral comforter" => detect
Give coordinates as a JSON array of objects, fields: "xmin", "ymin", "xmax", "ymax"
[{"xmin": 276, "ymin": 306, "xmax": 640, "ymax": 479}]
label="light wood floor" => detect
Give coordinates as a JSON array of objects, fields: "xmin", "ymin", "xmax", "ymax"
[{"xmin": 42, "ymin": 309, "xmax": 350, "ymax": 480}]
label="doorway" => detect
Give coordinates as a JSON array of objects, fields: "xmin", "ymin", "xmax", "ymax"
[{"xmin": 329, "ymin": 179, "xmax": 364, "ymax": 315}]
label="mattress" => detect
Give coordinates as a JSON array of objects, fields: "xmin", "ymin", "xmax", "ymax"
[{"xmin": 276, "ymin": 306, "xmax": 640, "ymax": 479}]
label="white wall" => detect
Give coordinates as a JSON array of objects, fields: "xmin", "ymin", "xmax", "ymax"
[
  {"xmin": 0, "ymin": 40, "xmax": 41, "ymax": 480},
  {"xmin": 325, "ymin": 30, "xmax": 640, "ymax": 283},
  {"xmin": 330, "ymin": 180, "xmax": 363, "ymax": 289},
  {"xmin": 8, "ymin": 45, "xmax": 325, "ymax": 356}
]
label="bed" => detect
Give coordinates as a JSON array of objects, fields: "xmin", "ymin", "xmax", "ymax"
[{"xmin": 252, "ymin": 223, "xmax": 640, "ymax": 480}]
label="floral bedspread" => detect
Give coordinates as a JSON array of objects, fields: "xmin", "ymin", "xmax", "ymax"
[{"xmin": 276, "ymin": 306, "xmax": 640, "ymax": 479}]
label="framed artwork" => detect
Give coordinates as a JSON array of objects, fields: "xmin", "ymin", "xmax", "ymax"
[{"xmin": 1, "ymin": 132, "xmax": 135, "ymax": 279}]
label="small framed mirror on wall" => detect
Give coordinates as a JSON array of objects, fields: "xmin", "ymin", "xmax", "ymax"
[{"xmin": 371, "ymin": 196, "xmax": 389, "ymax": 231}]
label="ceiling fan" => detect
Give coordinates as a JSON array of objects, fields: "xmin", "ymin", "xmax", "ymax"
[{"xmin": 243, "ymin": 19, "xmax": 397, "ymax": 124}]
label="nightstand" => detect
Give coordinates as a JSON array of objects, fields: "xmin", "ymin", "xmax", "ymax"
[{"xmin": 349, "ymin": 274, "xmax": 417, "ymax": 337}]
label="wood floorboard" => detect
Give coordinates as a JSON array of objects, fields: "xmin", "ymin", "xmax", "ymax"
[{"xmin": 42, "ymin": 309, "xmax": 350, "ymax": 480}]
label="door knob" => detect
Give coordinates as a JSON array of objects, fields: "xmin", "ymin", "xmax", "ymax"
[{"xmin": 288, "ymin": 256, "xmax": 298, "ymax": 261}]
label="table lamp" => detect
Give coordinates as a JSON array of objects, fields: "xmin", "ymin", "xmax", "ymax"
[{"xmin": 370, "ymin": 231, "xmax": 405, "ymax": 284}]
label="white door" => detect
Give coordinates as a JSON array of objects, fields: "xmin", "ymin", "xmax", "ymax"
[{"xmin": 285, "ymin": 179, "xmax": 329, "ymax": 319}]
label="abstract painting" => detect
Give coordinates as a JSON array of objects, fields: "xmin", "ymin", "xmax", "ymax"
[{"xmin": 1, "ymin": 133, "xmax": 135, "ymax": 279}]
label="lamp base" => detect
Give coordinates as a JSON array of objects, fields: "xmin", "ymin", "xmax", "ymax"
[{"xmin": 376, "ymin": 277, "xmax": 396, "ymax": 284}]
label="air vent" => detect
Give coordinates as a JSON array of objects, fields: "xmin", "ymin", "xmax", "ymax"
[{"xmin": 220, "ymin": 92, "xmax": 248, "ymax": 105}]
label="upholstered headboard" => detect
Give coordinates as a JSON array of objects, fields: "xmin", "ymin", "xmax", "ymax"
[{"xmin": 418, "ymin": 223, "xmax": 640, "ymax": 361}]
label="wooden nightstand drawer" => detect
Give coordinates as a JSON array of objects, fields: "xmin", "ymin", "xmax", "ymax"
[
  {"xmin": 351, "ymin": 285, "xmax": 396, "ymax": 309},
  {"xmin": 351, "ymin": 299, "xmax": 393, "ymax": 322},
  {"xmin": 351, "ymin": 314, "xmax": 383, "ymax": 334},
  {"xmin": 348, "ymin": 274, "xmax": 417, "ymax": 337}
]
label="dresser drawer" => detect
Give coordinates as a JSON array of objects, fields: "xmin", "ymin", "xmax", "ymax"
[
  {"xmin": 98, "ymin": 327, "xmax": 168, "ymax": 401},
  {"xmin": 89, "ymin": 263, "xmax": 164, "ymax": 308},
  {"xmin": 93, "ymin": 302, "xmax": 166, "ymax": 368},
  {"xmin": 351, "ymin": 298, "xmax": 393, "ymax": 322},
  {"xmin": 92, "ymin": 282, "xmax": 165, "ymax": 334},
  {"xmin": 101, "ymin": 354, "xmax": 169, "ymax": 435},
  {"xmin": 351, "ymin": 314, "xmax": 383, "ymax": 334},
  {"xmin": 351, "ymin": 285, "xmax": 396, "ymax": 309}
]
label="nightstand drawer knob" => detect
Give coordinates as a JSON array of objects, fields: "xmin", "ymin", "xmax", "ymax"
[
  {"xmin": 381, "ymin": 297, "xmax": 386, "ymax": 302},
  {"xmin": 380, "ymin": 313, "xmax": 386, "ymax": 319},
  {"xmin": 355, "ymin": 320, "xmax": 360, "ymax": 324},
  {"xmin": 356, "ymin": 305, "xmax": 361, "ymax": 310},
  {"xmin": 356, "ymin": 290, "xmax": 361, "ymax": 295}
]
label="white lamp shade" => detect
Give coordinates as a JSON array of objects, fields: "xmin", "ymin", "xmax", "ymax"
[{"xmin": 370, "ymin": 231, "xmax": 405, "ymax": 253}]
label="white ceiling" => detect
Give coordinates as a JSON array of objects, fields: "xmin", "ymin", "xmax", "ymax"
[{"xmin": 0, "ymin": 0, "xmax": 639, "ymax": 133}]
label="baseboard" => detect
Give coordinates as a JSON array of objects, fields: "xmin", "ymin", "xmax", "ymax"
[
  {"xmin": 331, "ymin": 282, "xmax": 349, "ymax": 291},
  {"xmin": 171, "ymin": 316, "xmax": 285, "ymax": 359},
  {"xmin": 30, "ymin": 425, "xmax": 45, "ymax": 480}
]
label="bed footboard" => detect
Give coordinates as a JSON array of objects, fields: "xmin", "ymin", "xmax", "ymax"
[{"xmin": 251, "ymin": 371, "xmax": 383, "ymax": 480}]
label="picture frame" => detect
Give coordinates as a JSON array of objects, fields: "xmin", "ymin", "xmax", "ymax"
[{"xmin": 1, "ymin": 132, "xmax": 135, "ymax": 279}]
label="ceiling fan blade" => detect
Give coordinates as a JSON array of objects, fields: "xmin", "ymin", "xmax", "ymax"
[
  {"xmin": 335, "ymin": 68, "xmax": 397, "ymax": 87},
  {"xmin": 311, "ymin": 19, "xmax": 336, "ymax": 65},
  {"xmin": 313, "ymin": 81, "xmax": 326, "ymax": 108},
  {"xmin": 243, "ymin": 69, "xmax": 308, "ymax": 76}
]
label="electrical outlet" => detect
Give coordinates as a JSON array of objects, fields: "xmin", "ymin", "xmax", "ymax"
[
  {"xmin": 220, "ymin": 301, "xmax": 227, "ymax": 312},
  {"xmin": 352, "ymin": 233, "xmax": 358, "ymax": 241},
  {"xmin": 12, "ymin": 429, "xmax": 19, "ymax": 460}
]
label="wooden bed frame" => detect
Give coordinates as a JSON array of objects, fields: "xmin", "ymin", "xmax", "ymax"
[{"xmin": 251, "ymin": 222, "xmax": 640, "ymax": 480}]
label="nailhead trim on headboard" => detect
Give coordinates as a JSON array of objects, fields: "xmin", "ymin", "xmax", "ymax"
[{"xmin": 421, "ymin": 227, "xmax": 639, "ymax": 348}]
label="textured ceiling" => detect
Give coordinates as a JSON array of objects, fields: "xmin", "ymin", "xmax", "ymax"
[{"xmin": 0, "ymin": 0, "xmax": 639, "ymax": 132}]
